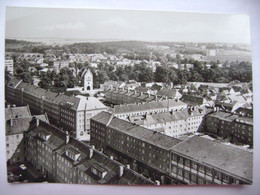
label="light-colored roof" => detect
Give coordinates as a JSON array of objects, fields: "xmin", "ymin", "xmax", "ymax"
[
  {"xmin": 5, "ymin": 106, "xmax": 31, "ymax": 120},
  {"xmin": 75, "ymin": 95, "xmax": 107, "ymax": 111},
  {"xmin": 113, "ymin": 100, "xmax": 187, "ymax": 114}
]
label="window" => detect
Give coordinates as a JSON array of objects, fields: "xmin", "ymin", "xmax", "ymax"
[
  {"xmin": 172, "ymin": 165, "xmax": 177, "ymax": 174},
  {"xmin": 192, "ymin": 162, "xmax": 197, "ymax": 170},
  {"xmin": 185, "ymin": 159, "xmax": 190, "ymax": 167},
  {"xmin": 184, "ymin": 170, "xmax": 190, "ymax": 179}
]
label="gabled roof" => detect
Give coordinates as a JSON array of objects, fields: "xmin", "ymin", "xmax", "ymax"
[
  {"xmin": 94, "ymin": 112, "xmax": 181, "ymax": 150},
  {"xmin": 6, "ymin": 114, "xmax": 49, "ymax": 136},
  {"xmin": 157, "ymin": 88, "xmax": 181, "ymax": 98}
]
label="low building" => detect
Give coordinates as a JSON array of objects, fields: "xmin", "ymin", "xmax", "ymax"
[{"xmin": 181, "ymin": 94, "xmax": 213, "ymax": 107}]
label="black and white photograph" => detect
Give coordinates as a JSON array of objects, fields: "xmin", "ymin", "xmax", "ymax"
[{"xmin": 2, "ymin": 2, "xmax": 256, "ymax": 191}]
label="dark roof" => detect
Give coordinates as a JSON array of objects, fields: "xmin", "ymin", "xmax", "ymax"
[
  {"xmin": 6, "ymin": 115, "xmax": 48, "ymax": 136},
  {"xmin": 94, "ymin": 112, "xmax": 181, "ymax": 149},
  {"xmin": 156, "ymin": 88, "xmax": 180, "ymax": 98},
  {"xmin": 91, "ymin": 111, "xmax": 113, "ymax": 125},
  {"xmin": 170, "ymin": 136, "xmax": 253, "ymax": 182}
]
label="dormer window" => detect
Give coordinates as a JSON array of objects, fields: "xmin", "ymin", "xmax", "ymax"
[
  {"xmin": 39, "ymin": 131, "xmax": 51, "ymax": 141},
  {"xmin": 65, "ymin": 148, "xmax": 81, "ymax": 162},
  {"xmin": 90, "ymin": 163, "xmax": 108, "ymax": 179}
]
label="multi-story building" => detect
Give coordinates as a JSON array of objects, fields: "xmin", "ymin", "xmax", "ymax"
[
  {"xmin": 139, "ymin": 107, "xmax": 212, "ymax": 137},
  {"xmin": 170, "ymin": 136, "xmax": 252, "ymax": 185},
  {"xmin": 25, "ymin": 120, "xmax": 155, "ymax": 185},
  {"xmin": 205, "ymin": 110, "xmax": 253, "ymax": 147},
  {"xmin": 90, "ymin": 111, "xmax": 253, "ymax": 185},
  {"xmin": 5, "ymin": 57, "xmax": 14, "ymax": 75},
  {"xmin": 5, "ymin": 77, "xmax": 107, "ymax": 141},
  {"xmin": 5, "ymin": 105, "xmax": 49, "ymax": 164},
  {"xmin": 110, "ymin": 99, "xmax": 187, "ymax": 120}
]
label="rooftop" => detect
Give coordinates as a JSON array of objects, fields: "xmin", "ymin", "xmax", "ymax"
[
  {"xmin": 170, "ymin": 136, "xmax": 253, "ymax": 182},
  {"xmin": 5, "ymin": 106, "xmax": 31, "ymax": 120}
]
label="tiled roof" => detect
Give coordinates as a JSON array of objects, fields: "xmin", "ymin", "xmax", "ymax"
[
  {"xmin": 113, "ymin": 100, "xmax": 187, "ymax": 114},
  {"xmin": 170, "ymin": 136, "xmax": 253, "ymax": 182},
  {"xmin": 91, "ymin": 111, "xmax": 113, "ymax": 125},
  {"xmin": 143, "ymin": 108, "xmax": 207, "ymax": 125},
  {"xmin": 6, "ymin": 78, "xmax": 22, "ymax": 88},
  {"xmin": 29, "ymin": 121, "xmax": 65, "ymax": 149},
  {"xmin": 75, "ymin": 95, "xmax": 107, "ymax": 111},
  {"xmin": 94, "ymin": 112, "xmax": 181, "ymax": 149},
  {"xmin": 156, "ymin": 88, "xmax": 180, "ymax": 98},
  {"xmin": 6, "ymin": 115, "xmax": 48, "ymax": 136},
  {"xmin": 207, "ymin": 111, "xmax": 239, "ymax": 122}
]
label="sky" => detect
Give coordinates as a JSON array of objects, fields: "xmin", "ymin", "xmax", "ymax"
[{"xmin": 5, "ymin": 6, "xmax": 251, "ymax": 43}]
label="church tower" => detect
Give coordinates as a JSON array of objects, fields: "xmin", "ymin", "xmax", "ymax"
[{"xmin": 83, "ymin": 69, "xmax": 93, "ymax": 91}]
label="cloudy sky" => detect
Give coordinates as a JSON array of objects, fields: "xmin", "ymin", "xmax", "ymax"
[{"xmin": 5, "ymin": 7, "xmax": 251, "ymax": 43}]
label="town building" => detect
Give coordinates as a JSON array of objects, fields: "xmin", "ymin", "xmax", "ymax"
[
  {"xmin": 25, "ymin": 120, "xmax": 155, "ymax": 185},
  {"xmin": 181, "ymin": 94, "xmax": 214, "ymax": 107},
  {"xmin": 205, "ymin": 110, "xmax": 253, "ymax": 147},
  {"xmin": 5, "ymin": 77, "xmax": 107, "ymax": 141},
  {"xmin": 5, "ymin": 105, "xmax": 49, "ymax": 164},
  {"xmin": 170, "ymin": 136, "xmax": 252, "ymax": 185},
  {"xmin": 5, "ymin": 56, "xmax": 14, "ymax": 75},
  {"xmin": 139, "ymin": 107, "xmax": 212, "ymax": 137},
  {"xmin": 90, "ymin": 111, "xmax": 252, "ymax": 185}
]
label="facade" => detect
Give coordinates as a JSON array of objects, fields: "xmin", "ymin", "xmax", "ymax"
[
  {"xmin": 140, "ymin": 107, "xmax": 211, "ymax": 137},
  {"xmin": 205, "ymin": 110, "xmax": 253, "ymax": 147},
  {"xmin": 90, "ymin": 111, "xmax": 253, "ymax": 185},
  {"xmin": 82, "ymin": 69, "xmax": 93, "ymax": 91},
  {"xmin": 5, "ymin": 57, "xmax": 14, "ymax": 75},
  {"xmin": 25, "ymin": 120, "xmax": 155, "ymax": 185},
  {"xmin": 5, "ymin": 78, "xmax": 107, "ymax": 141}
]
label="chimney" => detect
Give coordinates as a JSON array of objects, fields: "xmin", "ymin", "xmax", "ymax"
[
  {"xmin": 89, "ymin": 148, "xmax": 93, "ymax": 159},
  {"xmin": 155, "ymin": 180, "xmax": 160, "ymax": 185},
  {"xmin": 110, "ymin": 155, "xmax": 114, "ymax": 160},
  {"xmin": 12, "ymin": 104, "xmax": 16, "ymax": 108},
  {"xmin": 10, "ymin": 119, "xmax": 13, "ymax": 127},
  {"xmin": 36, "ymin": 118, "xmax": 40, "ymax": 127},
  {"xmin": 126, "ymin": 164, "xmax": 130, "ymax": 169},
  {"xmin": 65, "ymin": 131, "xmax": 70, "ymax": 144},
  {"xmin": 41, "ymin": 95, "xmax": 45, "ymax": 100},
  {"xmin": 119, "ymin": 165, "xmax": 124, "ymax": 177}
]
